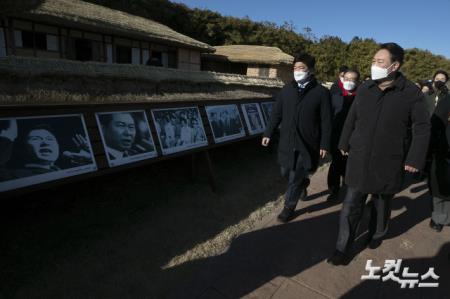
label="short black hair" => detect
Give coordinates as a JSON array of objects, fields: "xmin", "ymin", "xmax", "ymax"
[
  {"xmin": 344, "ymin": 69, "xmax": 360, "ymax": 81},
  {"xmin": 419, "ymin": 79, "xmax": 433, "ymax": 89},
  {"xmin": 379, "ymin": 42, "xmax": 404, "ymax": 65},
  {"xmin": 339, "ymin": 65, "xmax": 349, "ymax": 73},
  {"xmin": 293, "ymin": 53, "xmax": 316, "ymax": 70},
  {"xmin": 433, "ymin": 70, "xmax": 449, "ymax": 82},
  {"xmin": 18, "ymin": 123, "xmax": 56, "ymax": 147}
]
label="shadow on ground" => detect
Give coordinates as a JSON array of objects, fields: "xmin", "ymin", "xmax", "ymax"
[
  {"xmin": 164, "ymin": 187, "xmax": 449, "ymax": 298},
  {"xmin": 0, "ymin": 139, "xmax": 286, "ymax": 298},
  {"xmin": 1, "ymin": 141, "xmax": 447, "ymax": 299}
]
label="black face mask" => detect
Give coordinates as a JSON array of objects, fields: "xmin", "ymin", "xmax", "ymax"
[{"xmin": 434, "ymin": 80, "xmax": 446, "ymax": 90}]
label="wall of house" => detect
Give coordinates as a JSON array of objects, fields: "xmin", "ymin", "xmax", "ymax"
[
  {"xmin": 1, "ymin": 17, "xmax": 195, "ymax": 70},
  {"xmin": 247, "ymin": 64, "xmax": 271, "ymax": 78},
  {"xmin": 178, "ymin": 48, "xmax": 201, "ymax": 71}
]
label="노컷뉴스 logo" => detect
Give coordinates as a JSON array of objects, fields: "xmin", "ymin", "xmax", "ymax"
[{"xmin": 361, "ymin": 259, "xmax": 439, "ymax": 288}]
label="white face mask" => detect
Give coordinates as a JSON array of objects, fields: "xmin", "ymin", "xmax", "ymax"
[
  {"xmin": 294, "ymin": 71, "xmax": 308, "ymax": 82},
  {"xmin": 343, "ymin": 81, "xmax": 356, "ymax": 91},
  {"xmin": 371, "ymin": 63, "xmax": 395, "ymax": 80}
]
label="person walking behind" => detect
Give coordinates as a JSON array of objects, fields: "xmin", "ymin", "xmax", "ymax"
[
  {"xmin": 428, "ymin": 71, "xmax": 450, "ymax": 232},
  {"xmin": 327, "ymin": 69, "xmax": 360, "ymax": 203},
  {"xmin": 262, "ymin": 53, "xmax": 332, "ymax": 223}
]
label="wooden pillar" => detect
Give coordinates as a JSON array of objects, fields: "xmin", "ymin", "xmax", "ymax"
[
  {"xmin": 7, "ymin": 18, "xmax": 15, "ymax": 55},
  {"xmin": 58, "ymin": 27, "xmax": 62, "ymax": 58},
  {"xmin": 31, "ymin": 21, "xmax": 36, "ymax": 57},
  {"xmin": 204, "ymin": 150, "xmax": 217, "ymax": 193},
  {"xmin": 102, "ymin": 34, "xmax": 106, "ymax": 62},
  {"xmin": 111, "ymin": 36, "xmax": 116, "ymax": 63},
  {"xmin": 190, "ymin": 153, "xmax": 198, "ymax": 182}
]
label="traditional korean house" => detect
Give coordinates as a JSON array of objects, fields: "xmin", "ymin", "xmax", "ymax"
[
  {"xmin": 0, "ymin": 0, "xmax": 213, "ymax": 70},
  {"xmin": 202, "ymin": 45, "xmax": 294, "ymax": 83}
]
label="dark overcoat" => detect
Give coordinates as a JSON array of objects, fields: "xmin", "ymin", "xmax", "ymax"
[
  {"xmin": 264, "ymin": 77, "xmax": 332, "ymax": 172},
  {"xmin": 429, "ymin": 94, "xmax": 450, "ymax": 198},
  {"xmin": 338, "ymin": 73, "xmax": 431, "ymax": 194}
]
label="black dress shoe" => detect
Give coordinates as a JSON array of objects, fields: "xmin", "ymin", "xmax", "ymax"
[
  {"xmin": 326, "ymin": 190, "xmax": 339, "ymax": 203},
  {"xmin": 429, "ymin": 220, "xmax": 443, "ymax": 232},
  {"xmin": 299, "ymin": 188, "xmax": 308, "ymax": 201},
  {"xmin": 368, "ymin": 239, "xmax": 383, "ymax": 249},
  {"xmin": 327, "ymin": 250, "xmax": 348, "ymax": 266},
  {"xmin": 277, "ymin": 207, "xmax": 295, "ymax": 223},
  {"xmin": 299, "ymin": 178, "xmax": 310, "ymax": 201}
]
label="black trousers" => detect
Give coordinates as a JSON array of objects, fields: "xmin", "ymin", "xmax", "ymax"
[
  {"xmin": 336, "ymin": 186, "xmax": 393, "ymax": 253},
  {"xmin": 327, "ymin": 148, "xmax": 347, "ymax": 191},
  {"xmin": 281, "ymin": 151, "xmax": 309, "ymax": 209}
]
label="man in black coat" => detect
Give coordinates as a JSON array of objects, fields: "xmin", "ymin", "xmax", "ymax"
[
  {"xmin": 262, "ymin": 53, "xmax": 332, "ymax": 222},
  {"xmin": 428, "ymin": 73, "xmax": 450, "ymax": 232},
  {"xmin": 328, "ymin": 43, "xmax": 431, "ymax": 265}
]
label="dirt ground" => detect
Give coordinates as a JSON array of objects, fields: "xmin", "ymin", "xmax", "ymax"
[{"xmin": 0, "ymin": 139, "xmax": 289, "ymax": 299}]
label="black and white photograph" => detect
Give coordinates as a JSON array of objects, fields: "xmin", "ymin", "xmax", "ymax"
[
  {"xmin": 241, "ymin": 103, "xmax": 266, "ymax": 135},
  {"xmin": 151, "ymin": 107, "xmax": 208, "ymax": 155},
  {"xmin": 260, "ymin": 101, "xmax": 274, "ymax": 125},
  {"xmin": 0, "ymin": 114, "xmax": 97, "ymax": 192},
  {"xmin": 205, "ymin": 104, "xmax": 245, "ymax": 143},
  {"xmin": 96, "ymin": 110, "xmax": 157, "ymax": 167}
]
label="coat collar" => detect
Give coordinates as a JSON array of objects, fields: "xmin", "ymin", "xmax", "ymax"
[
  {"xmin": 290, "ymin": 76, "xmax": 318, "ymax": 93},
  {"xmin": 366, "ymin": 72, "xmax": 407, "ymax": 92}
]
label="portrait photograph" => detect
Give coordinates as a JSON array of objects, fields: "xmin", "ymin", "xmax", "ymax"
[
  {"xmin": 0, "ymin": 114, "xmax": 97, "ymax": 192},
  {"xmin": 96, "ymin": 110, "xmax": 158, "ymax": 167}
]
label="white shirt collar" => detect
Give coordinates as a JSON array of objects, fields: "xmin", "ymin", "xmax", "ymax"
[{"xmin": 106, "ymin": 146, "xmax": 124, "ymax": 159}]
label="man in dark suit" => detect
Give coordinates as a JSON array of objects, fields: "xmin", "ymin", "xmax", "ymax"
[
  {"xmin": 328, "ymin": 43, "xmax": 431, "ymax": 265},
  {"xmin": 262, "ymin": 53, "xmax": 332, "ymax": 222},
  {"xmin": 101, "ymin": 112, "xmax": 138, "ymax": 160}
]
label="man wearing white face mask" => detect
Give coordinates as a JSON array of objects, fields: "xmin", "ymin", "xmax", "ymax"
[
  {"xmin": 262, "ymin": 53, "xmax": 332, "ymax": 222},
  {"xmin": 327, "ymin": 69, "xmax": 360, "ymax": 203},
  {"xmin": 328, "ymin": 43, "xmax": 431, "ymax": 265}
]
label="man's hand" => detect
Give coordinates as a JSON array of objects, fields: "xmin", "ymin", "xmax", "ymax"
[
  {"xmin": 340, "ymin": 149, "xmax": 349, "ymax": 156},
  {"xmin": 320, "ymin": 149, "xmax": 328, "ymax": 159},
  {"xmin": 405, "ymin": 165, "xmax": 419, "ymax": 173},
  {"xmin": 262, "ymin": 137, "xmax": 270, "ymax": 147},
  {"xmin": 63, "ymin": 134, "xmax": 93, "ymax": 165}
]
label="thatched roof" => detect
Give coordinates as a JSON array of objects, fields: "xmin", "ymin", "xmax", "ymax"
[
  {"xmin": 0, "ymin": 56, "xmax": 283, "ymax": 106},
  {"xmin": 203, "ymin": 45, "xmax": 294, "ymax": 65},
  {"xmin": 6, "ymin": 0, "xmax": 214, "ymax": 52},
  {"xmin": 0, "ymin": 56, "xmax": 283, "ymax": 87}
]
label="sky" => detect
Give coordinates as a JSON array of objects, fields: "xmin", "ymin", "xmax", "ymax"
[{"xmin": 172, "ymin": 0, "xmax": 450, "ymax": 59}]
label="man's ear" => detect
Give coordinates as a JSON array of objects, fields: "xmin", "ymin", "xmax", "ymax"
[{"xmin": 392, "ymin": 62, "xmax": 400, "ymax": 72}]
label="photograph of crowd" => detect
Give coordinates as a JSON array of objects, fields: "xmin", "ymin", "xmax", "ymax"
[
  {"xmin": 151, "ymin": 107, "xmax": 208, "ymax": 155},
  {"xmin": 261, "ymin": 101, "xmax": 274, "ymax": 125},
  {"xmin": 205, "ymin": 104, "xmax": 245, "ymax": 143},
  {"xmin": 241, "ymin": 103, "xmax": 266, "ymax": 135},
  {"xmin": 0, "ymin": 114, "xmax": 97, "ymax": 192},
  {"xmin": 96, "ymin": 111, "xmax": 157, "ymax": 167}
]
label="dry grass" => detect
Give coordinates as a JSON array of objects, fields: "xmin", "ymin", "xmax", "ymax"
[
  {"xmin": 0, "ymin": 89, "xmax": 274, "ymax": 106},
  {"xmin": 162, "ymin": 195, "xmax": 284, "ymax": 269},
  {"xmin": 204, "ymin": 45, "xmax": 294, "ymax": 65},
  {"xmin": 0, "ymin": 56, "xmax": 282, "ymax": 105},
  {"xmin": 0, "ymin": 56, "xmax": 283, "ymax": 87}
]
